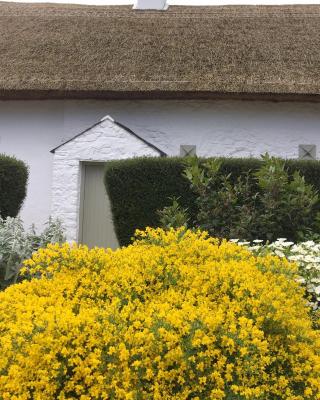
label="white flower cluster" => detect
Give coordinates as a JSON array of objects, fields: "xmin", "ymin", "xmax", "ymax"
[{"xmin": 232, "ymin": 238, "xmax": 320, "ymax": 310}]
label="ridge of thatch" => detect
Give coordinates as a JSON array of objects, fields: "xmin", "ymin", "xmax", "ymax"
[{"xmin": 1, "ymin": 2, "xmax": 320, "ymax": 100}]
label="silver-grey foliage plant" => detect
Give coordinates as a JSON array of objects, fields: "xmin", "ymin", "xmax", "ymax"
[{"xmin": 0, "ymin": 216, "xmax": 65, "ymax": 287}]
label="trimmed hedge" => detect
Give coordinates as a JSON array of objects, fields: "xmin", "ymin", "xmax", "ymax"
[
  {"xmin": 105, "ymin": 157, "xmax": 320, "ymax": 246},
  {"xmin": 0, "ymin": 154, "xmax": 28, "ymax": 218}
]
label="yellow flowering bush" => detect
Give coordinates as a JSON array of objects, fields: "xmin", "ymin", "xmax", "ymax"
[{"xmin": 0, "ymin": 228, "xmax": 320, "ymax": 400}]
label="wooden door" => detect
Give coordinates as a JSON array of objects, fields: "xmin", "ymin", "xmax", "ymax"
[{"xmin": 80, "ymin": 163, "xmax": 119, "ymax": 249}]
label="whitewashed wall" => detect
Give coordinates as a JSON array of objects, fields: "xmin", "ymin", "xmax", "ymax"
[{"xmin": 0, "ymin": 99, "xmax": 320, "ymax": 230}]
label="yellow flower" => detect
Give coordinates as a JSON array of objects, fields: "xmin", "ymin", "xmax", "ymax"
[{"xmin": 0, "ymin": 227, "xmax": 319, "ymax": 399}]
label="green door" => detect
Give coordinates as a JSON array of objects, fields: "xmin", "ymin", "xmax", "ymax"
[{"xmin": 80, "ymin": 163, "xmax": 119, "ymax": 249}]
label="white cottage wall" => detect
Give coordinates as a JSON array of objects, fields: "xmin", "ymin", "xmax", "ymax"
[{"xmin": 0, "ymin": 99, "xmax": 320, "ymax": 231}]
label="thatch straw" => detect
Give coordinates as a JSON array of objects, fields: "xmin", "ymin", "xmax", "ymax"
[{"xmin": 1, "ymin": 2, "xmax": 320, "ymax": 99}]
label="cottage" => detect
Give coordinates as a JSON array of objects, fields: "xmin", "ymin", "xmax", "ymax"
[{"xmin": 1, "ymin": 1, "xmax": 320, "ymax": 245}]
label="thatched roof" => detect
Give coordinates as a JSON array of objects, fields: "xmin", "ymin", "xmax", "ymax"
[{"xmin": 1, "ymin": 2, "xmax": 320, "ymax": 100}]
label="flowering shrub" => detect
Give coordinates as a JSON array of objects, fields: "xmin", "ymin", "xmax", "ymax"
[
  {"xmin": 236, "ymin": 238, "xmax": 320, "ymax": 310},
  {"xmin": 1, "ymin": 228, "xmax": 320, "ymax": 399}
]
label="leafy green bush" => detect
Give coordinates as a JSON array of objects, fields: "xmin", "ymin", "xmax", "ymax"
[
  {"xmin": 177, "ymin": 154, "xmax": 319, "ymax": 242},
  {"xmin": 0, "ymin": 216, "xmax": 65, "ymax": 289},
  {"xmin": 157, "ymin": 197, "xmax": 189, "ymax": 229},
  {"xmin": 105, "ymin": 157, "xmax": 320, "ymax": 245},
  {"xmin": 0, "ymin": 154, "xmax": 28, "ymax": 218},
  {"xmin": 255, "ymin": 156, "xmax": 319, "ymax": 241}
]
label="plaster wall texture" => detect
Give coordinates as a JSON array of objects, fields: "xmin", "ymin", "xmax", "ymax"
[{"xmin": 0, "ymin": 99, "xmax": 319, "ymax": 234}]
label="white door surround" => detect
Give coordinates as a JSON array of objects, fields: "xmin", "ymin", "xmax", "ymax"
[{"xmin": 51, "ymin": 116, "xmax": 164, "ymax": 243}]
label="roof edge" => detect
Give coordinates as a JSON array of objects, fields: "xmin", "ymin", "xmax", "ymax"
[
  {"xmin": 2, "ymin": 90, "xmax": 320, "ymax": 102},
  {"xmin": 50, "ymin": 116, "xmax": 167, "ymax": 157},
  {"xmin": 113, "ymin": 120, "xmax": 167, "ymax": 157}
]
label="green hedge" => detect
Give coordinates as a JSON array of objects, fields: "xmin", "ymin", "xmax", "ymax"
[
  {"xmin": 0, "ymin": 154, "xmax": 28, "ymax": 219},
  {"xmin": 105, "ymin": 157, "xmax": 320, "ymax": 246}
]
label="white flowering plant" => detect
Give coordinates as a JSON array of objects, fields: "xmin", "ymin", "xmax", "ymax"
[{"xmin": 233, "ymin": 238, "xmax": 320, "ymax": 310}]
